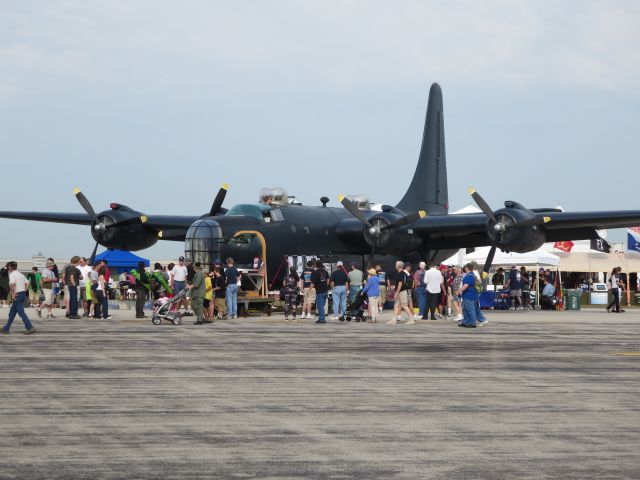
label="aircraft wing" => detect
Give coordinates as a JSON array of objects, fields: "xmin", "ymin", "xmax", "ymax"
[
  {"xmin": 0, "ymin": 211, "xmax": 92, "ymax": 226},
  {"xmin": 143, "ymin": 215, "xmax": 200, "ymax": 231},
  {"xmin": 412, "ymin": 210, "xmax": 640, "ymax": 249}
]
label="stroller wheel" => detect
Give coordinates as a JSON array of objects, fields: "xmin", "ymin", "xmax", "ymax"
[
  {"xmin": 355, "ymin": 317, "xmax": 361, "ymax": 322},
  {"xmin": 362, "ymin": 317, "xmax": 367, "ymax": 322},
  {"xmin": 172, "ymin": 317, "xmax": 182, "ymax": 325},
  {"xmin": 152, "ymin": 316, "xmax": 161, "ymax": 325},
  {"xmin": 346, "ymin": 316, "xmax": 351, "ymax": 321}
]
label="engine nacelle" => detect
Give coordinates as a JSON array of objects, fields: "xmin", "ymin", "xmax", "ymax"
[
  {"xmin": 487, "ymin": 204, "xmax": 546, "ymax": 253},
  {"xmin": 91, "ymin": 213, "xmax": 158, "ymax": 251}
]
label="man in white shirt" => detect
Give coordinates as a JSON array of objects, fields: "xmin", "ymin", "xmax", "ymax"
[
  {"xmin": 171, "ymin": 256, "xmax": 192, "ymax": 314},
  {"xmin": 77, "ymin": 257, "xmax": 93, "ymax": 318},
  {"xmin": 2, "ymin": 261, "xmax": 36, "ymax": 334},
  {"xmin": 424, "ymin": 263, "xmax": 444, "ymax": 320}
]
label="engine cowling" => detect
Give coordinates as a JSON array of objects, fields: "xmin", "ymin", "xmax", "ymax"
[{"xmin": 487, "ymin": 203, "xmax": 546, "ymax": 253}]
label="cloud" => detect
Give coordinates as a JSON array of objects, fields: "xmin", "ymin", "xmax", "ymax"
[{"xmin": 1, "ymin": 0, "xmax": 639, "ymax": 102}]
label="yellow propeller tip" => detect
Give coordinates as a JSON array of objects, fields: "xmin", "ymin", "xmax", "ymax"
[
  {"xmin": 418, "ymin": 210, "xmax": 427, "ymax": 218},
  {"xmin": 337, "ymin": 194, "xmax": 345, "ymax": 202},
  {"xmin": 73, "ymin": 187, "xmax": 81, "ymax": 195},
  {"xmin": 467, "ymin": 187, "xmax": 475, "ymax": 194},
  {"xmin": 157, "ymin": 231, "xmax": 163, "ymax": 238},
  {"xmin": 140, "ymin": 215, "xmax": 148, "ymax": 223},
  {"xmin": 222, "ymin": 183, "xmax": 229, "ymax": 190},
  {"xmin": 543, "ymin": 216, "xmax": 551, "ymax": 223}
]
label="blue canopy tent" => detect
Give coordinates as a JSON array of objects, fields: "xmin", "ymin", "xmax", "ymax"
[{"xmin": 94, "ymin": 250, "xmax": 150, "ymax": 274}]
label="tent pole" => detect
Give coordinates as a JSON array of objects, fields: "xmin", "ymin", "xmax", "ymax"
[{"xmin": 536, "ymin": 262, "xmax": 539, "ymax": 308}]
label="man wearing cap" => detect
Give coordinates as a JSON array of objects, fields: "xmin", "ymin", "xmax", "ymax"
[
  {"xmin": 388, "ymin": 261, "xmax": 415, "ymax": 325},
  {"xmin": 225, "ymin": 257, "xmax": 240, "ymax": 319},
  {"xmin": 505, "ymin": 264, "xmax": 523, "ymax": 310},
  {"xmin": 330, "ymin": 260, "xmax": 349, "ymax": 320},
  {"xmin": 2, "ymin": 261, "xmax": 36, "ymax": 335},
  {"xmin": 362, "ymin": 268, "xmax": 381, "ymax": 322},
  {"xmin": 171, "ymin": 256, "xmax": 191, "ymax": 314},
  {"xmin": 189, "ymin": 262, "xmax": 209, "ymax": 325}
]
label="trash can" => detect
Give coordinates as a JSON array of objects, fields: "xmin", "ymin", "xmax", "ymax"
[{"xmin": 564, "ymin": 289, "xmax": 582, "ymax": 311}]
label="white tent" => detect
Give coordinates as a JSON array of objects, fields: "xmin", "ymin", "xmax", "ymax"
[
  {"xmin": 442, "ymin": 247, "xmax": 559, "ymax": 267},
  {"xmin": 466, "ymin": 247, "xmax": 560, "ymax": 267}
]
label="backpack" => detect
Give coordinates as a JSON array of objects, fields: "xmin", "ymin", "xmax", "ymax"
[
  {"xmin": 149, "ymin": 276, "xmax": 161, "ymax": 292},
  {"xmin": 474, "ymin": 275, "xmax": 483, "ymax": 293},
  {"xmin": 403, "ymin": 272, "xmax": 413, "ymax": 290}
]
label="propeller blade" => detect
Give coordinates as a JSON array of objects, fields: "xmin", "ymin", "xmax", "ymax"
[
  {"xmin": 370, "ymin": 236, "xmax": 377, "ymax": 259},
  {"xmin": 104, "ymin": 215, "xmax": 147, "ymax": 230},
  {"xmin": 338, "ymin": 195, "xmax": 373, "ymax": 228},
  {"xmin": 380, "ymin": 210, "xmax": 426, "ymax": 231},
  {"xmin": 483, "ymin": 245, "xmax": 497, "ymax": 273},
  {"xmin": 89, "ymin": 241, "xmax": 100, "ymax": 266},
  {"xmin": 513, "ymin": 216, "xmax": 551, "ymax": 228},
  {"xmin": 73, "ymin": 188, "xmax": 99, "ymax": 223},
  {"xmin": 209, "ymin": 183, "xmax": 229, "ymax": 216},
  {"xmin": 468, "ymin": 187, "xmax": 497, "ymax": 223}
]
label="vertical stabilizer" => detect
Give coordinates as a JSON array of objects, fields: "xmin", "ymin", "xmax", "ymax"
[{"xmin": 396, "ymin": 83, "xmax": 448, "ymax": 215}]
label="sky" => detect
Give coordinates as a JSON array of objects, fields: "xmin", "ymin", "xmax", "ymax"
[{"xmin": 1, "ymin": 0, "xmax": 639, "ymax": 260}]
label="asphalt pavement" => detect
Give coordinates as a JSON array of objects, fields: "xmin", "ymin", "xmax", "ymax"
[{"xmin": 1, "ymin": 307, "xmax": 639, "ymax": 479}]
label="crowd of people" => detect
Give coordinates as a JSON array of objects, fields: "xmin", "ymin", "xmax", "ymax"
[{"xmin": 3, "ymin": 252, "xmax": 625, "ymax": 335}]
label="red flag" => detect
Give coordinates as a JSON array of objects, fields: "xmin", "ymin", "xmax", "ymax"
[{"xmin": 553, "ymin": 241, "xmax": 574, "ymax": 253}]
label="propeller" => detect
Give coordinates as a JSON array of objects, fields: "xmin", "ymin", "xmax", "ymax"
[
  {"xmin": 73, "ymin": 188, "xmax": 147, "ymax": 263},
  {"xmin": 483, "ymin": 246, "xmax": 497, "ymax": 274},
  {"xmin": 468, "ymin": 187, "xmax": 551, "ymax": 272},
  {"xmin": 338, "ymin": 194, "xmax": 426, "ymax": 257},
  {"xmin": 468, "ymin": 187, "xmax": 550, "ymax": 234},
  {"xmin": 209, "ymin": 184, "xmax": 229, "ymax": 216}
]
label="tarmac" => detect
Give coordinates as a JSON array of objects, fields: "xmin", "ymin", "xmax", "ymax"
[{"xmin": 1, "ymin": 306, "xmax": 639, "ymax": 480}]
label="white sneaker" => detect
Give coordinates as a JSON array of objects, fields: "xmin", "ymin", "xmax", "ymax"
[
  {"xmin": 332, "ymin": 316, "xmax": 338, "ymax": 321},
  {"xmin": 386, "ymin": 319, "xmax": 397, "ymax": 325},
  {"xmin": 477, "ymin": 319, "xmax": 488, "ymax": 327},
  {"xmin": 413, "ymin": 314, "xmax": 421, "ymax": 320},
  {"xmin": 406, "ymin": 319, "xmax": 415, "ymax": 325},
  {"xmin": 455, "ymin": 314, "xmax": 463, "ymax": 321}
]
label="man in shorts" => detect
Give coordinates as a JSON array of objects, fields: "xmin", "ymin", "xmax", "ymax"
[
  {"xmin": 301, "ymin": 260, "xmax": 316, "ymax": 319},
  {"xmin": 40, "ymin": 261, "xmax": 58, "ymax": 318},
  {"xmin": 505, "ymin": 264, "xmax": 523, "ymax": 310},
  {"xmin": 26, "ymin": 267, "xmax": 42, "ymax": 311},
  {"xmin": 76, "ymin": 257, "xmax": 93, "ymax": 317},
  {"xmin": 388, "ymin": 261, "xmax": 414, "ymax": 325},
  {"xmin": 171, "ymin": 256, "xmax": 191, "ymax": 314}
]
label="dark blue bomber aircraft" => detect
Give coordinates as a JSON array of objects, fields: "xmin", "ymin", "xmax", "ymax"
[{"xmin": 2, "ymin": 83, "xmax": 640, "ymax": 287}]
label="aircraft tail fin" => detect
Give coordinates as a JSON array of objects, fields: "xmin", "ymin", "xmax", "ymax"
[{"xmin": 396, "ymin": 83, "xmax": 448, "ymax": 215}]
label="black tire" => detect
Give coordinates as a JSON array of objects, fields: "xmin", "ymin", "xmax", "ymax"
[{"xmin": 152, "ymin": 316, "xmax": 161, "ymax": 325}]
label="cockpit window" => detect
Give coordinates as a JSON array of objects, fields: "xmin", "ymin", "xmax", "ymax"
[{"xmin": 226, "ymin": 204, "xmax": 284, "ymax": 222}]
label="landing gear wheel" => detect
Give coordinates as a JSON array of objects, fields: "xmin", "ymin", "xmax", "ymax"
[{"xmin": 152, "ymin": 316, "xmax": 161, "ymax": 325}]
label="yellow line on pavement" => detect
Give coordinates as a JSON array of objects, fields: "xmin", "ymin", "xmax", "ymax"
[{"xmin": 614, "ymin": 352, "xmax": 640, "ymax": 356}]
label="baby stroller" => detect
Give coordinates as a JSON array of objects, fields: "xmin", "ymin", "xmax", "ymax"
[
  {"xmin": 494, "ymin": 288, "xmax": 512, "ymax": 310},
  {"xmin": 344, "ymin": 290, "xmax": 368, "ymax": 322},
  {"xmin": 151, "ymin": 289, "xmax": 187, "ymax": 325}
]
